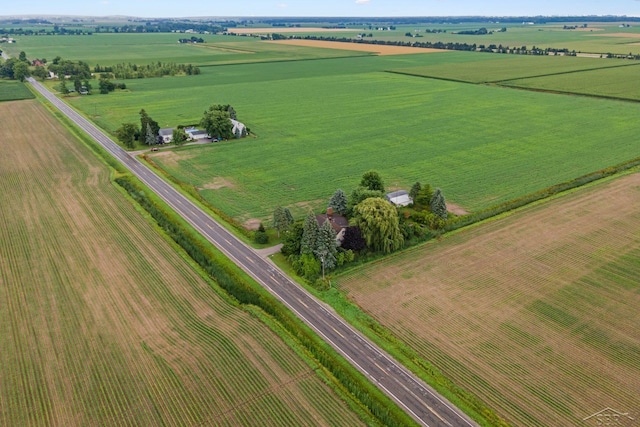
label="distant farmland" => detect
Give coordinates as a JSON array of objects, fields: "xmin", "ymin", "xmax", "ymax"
[
  {"xmin": 337, "ymin": 172, "xmax": 640, "ymax": 426},
  {"xmin": 0, "ymin": 100, "xmax": 364, "ymax": 426}
]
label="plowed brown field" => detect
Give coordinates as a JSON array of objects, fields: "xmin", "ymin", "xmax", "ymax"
[
  {"xmin": 0, "ymin": 100, "xmax": 364, "ymax": 426},
  {"xmin": 339, "ymin": 173, "xmax": 640, "ymax": 426}
]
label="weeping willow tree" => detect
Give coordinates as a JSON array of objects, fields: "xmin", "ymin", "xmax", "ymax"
[{"xmin": 353, "ymin": 197, "xmax": 404, "ymax": 254}]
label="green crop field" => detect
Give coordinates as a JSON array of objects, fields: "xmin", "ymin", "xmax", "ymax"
[
  {"xmin": 337, "ymin": 172, "xmax": 640, "ymax": 426},
  {"xmin": 2, "ymin": 33, "xmax": 371, "ymax": 67},
  {"xmin": 389, "ymin": 54, "xmax": 637, "ymax": 83},
  {"xmin": 0, "ymin": 80, "xmax": 34, "ymax": 101},
  {"xmin": 0, "ymin": 100, "xmax": 365, "ymax": 426},
  {"xmin": 501, "ymin": 63, "xmax": 640, "ymax": 100},
  {"xmin": 59, "ymin": 53, "xmax": 640, "ymax": 225}
]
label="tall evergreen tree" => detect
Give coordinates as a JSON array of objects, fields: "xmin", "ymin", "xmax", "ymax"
[
  {"xmin": 329, "ymin": 189, "xmax": 348, "ymax": 215},
  {"xmin": 284, "ymin": 207, "xmax": 294, "ymax": 225},
  {"xmin": 430, "ymin": 188, "xmax": 448, "ymax": 220},
  {"xmin": 300, "ymin": 210, "xmax": 319, "ymax": 255},
  {"xmin": 314, "ymin": 220, "xmax": 338, "ymax": 274},
  {"xmin": 409, "ymin": 182, "xmax": 422, "ymax": 202},
  {"xmin": 140, "ymin": 109, "xmax": 160, "ymax": 138},
  {"xmin": 145, "ymin": 123, "xmax": 156, "ymax": 145},
  {"xmin": 272, "ymin": 206, "xmax": 292, "ymax": 237}
]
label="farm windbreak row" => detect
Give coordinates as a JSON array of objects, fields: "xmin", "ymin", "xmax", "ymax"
[{"xmin": 2, "ymin": 19, "xmax": 639, "ymax": 426}]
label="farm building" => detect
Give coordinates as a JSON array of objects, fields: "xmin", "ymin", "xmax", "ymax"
[
  {"xmin": 231, "ymin": 119, "xmax": 247, "ymax": 138},
  {"xmin": 386, "ymin": 190, "xmax": 413, "ymax": 207},
  {"xmin": 185, "ymin": 127, "xmax": 210, "ymax": 141},
  {"xmin": 159, "ymin": 128, "xmax": 173, "ymax": 143},
  {"xmin": 316, "ymin": 208, "xmax": 349, "ymax": 243}
]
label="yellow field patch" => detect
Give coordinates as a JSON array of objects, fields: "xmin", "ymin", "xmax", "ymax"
[{"xmin": 269, "ymin": 39, "xmax": 444, "ymax": 55}]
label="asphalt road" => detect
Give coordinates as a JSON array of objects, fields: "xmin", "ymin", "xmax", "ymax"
[{"xmin": 28, "ymin": 77, "xmax": 479, "ymax": 427}]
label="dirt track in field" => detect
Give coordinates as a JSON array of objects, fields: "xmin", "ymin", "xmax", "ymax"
[
  {"xmin": 0, "ymin": 100, "xmax": 363, "ymax": 426},
  {"xmin": 339, "ymin": 173, "xmax": 640, "ymax": 426},
  {"xmin": 270, "ymin": 39, "xmax": 445, "ymax": 55}
]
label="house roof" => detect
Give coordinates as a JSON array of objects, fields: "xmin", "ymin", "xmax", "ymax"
[
  {"xmin": 316, "ymin": 213, "xmax": 349, "ymax": 234},
  {"xmin": 387, "ymin": 190, "xmax": 408, "ymax": 198},
  {"xmin": 386, "ymin": 190, "xmax": 413, "ymax": 207},
  {"xmin": 159, "ymin": 128, "xmax": 173, "ymax": 136}
]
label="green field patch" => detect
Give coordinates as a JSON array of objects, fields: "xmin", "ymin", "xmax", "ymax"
[
  {"xmin": 0, "ymin": 81, "xmax": 34, "ymax": 101},
  {"xmin": 502, "ymin": 63, "xmax": 640, "ymax": 100},
  {"xmin": 83, "ymin": 58, "xmax": 640, "ymax": 223},
  {"xmin": 527, "ymin": 300, "xmax": 579, "ymax": 327},
  {"xmin": 389, "ymin": 54, "xmax": 629, "ymax": 83}
]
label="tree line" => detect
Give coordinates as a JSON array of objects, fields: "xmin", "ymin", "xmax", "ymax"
[{"xmin": 94, "ymin": 62, "xmax": 200, "ymax": 79}]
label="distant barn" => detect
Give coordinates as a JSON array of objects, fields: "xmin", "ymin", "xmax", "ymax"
[{"xmin": 386, "ymin": 190, "xmax": 413, "ymax": 207}]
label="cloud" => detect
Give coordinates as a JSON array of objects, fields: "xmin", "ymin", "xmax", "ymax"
[
  {"xmin": 277, "ymin": 3, "xmax": 287, "ymax": 8},
  {"xmin": 355, "ymin": 0, "xmax": 370, "ymax": 4}
]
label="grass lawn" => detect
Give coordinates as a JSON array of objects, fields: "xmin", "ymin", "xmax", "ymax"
[{"xmin": 0, "ymin": 99, "xmax": 365, "ymax": 427}]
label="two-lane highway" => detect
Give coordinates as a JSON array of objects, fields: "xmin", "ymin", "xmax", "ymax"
[{"xmin": 28, "ymin": 77, "xmax": 479, "ymax": 427}]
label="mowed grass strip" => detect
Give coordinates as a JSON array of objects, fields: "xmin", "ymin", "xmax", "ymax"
[
  {"xmin": 0, "ymin": 100, "xmax": 365, "ymax": 426},
  {"xmin": 337, "ymin": 172, "xmax": 640, "ymax": 426}
]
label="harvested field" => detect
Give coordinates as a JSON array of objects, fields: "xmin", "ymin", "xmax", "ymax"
[
  {"xmin": 0, "ymin": 100, "xmax": 364, "ymax": 426},
  {"xmin": 270, "ymin": 39, "xmax": 444, "ymax": 55},
  {"xmin": 338, "ymin": 173, "xmax": 640, "ymax": 426}
]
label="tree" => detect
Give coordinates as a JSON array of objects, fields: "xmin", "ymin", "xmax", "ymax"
[
  {"xmin": 281, "ymin": 221, "xmax": 304, "ymax": 256},
  {"xmin": 98, "ymin": 77, "xmax": 115, "ymax": 94},
  {"xmin": 409, "ymin": 182, "xmax": 422, "ymax": 202},
  {"xmin": 284, "ymin": 207, "xmax": 294, "ymax": 226},
  {"xmin": 254, "ymin": 223, "xmax": 269, "ymax": 244},
  {"xmin": 300, "ymin": 210, "xmax": 319, "ymax": 255},
  {"xmin": 31, "ymin": 65, "xmax": 48, "ymax": 81},
  {"xmin": 315, "ymin": 220, "xmax": 338, "ymax": 275},
  {"xmin": 139, "ymin": 109, "xmax": 160, "ymax": 138},
  {"xmin": 172, "ymin": 128, "xmax": 187, "ymax": 146},
  {"xmin": 360, "ymin": 170, "xmax": 385, "ymax": 192},
  {"xmin": 144, "ymin": 123, "xmax": 156, "ymax": 145},
  {"xmin": 73, "ymin": 76, "xmax": 82, "ymax": 92},
  {"xmin": 272, "ymin": 206, "xmax": 292, "ymax": 237},
  {"xmin": 328, "ymin": 189, "xmax": 348, "ymax": 215},
  {"xmin": 430, "ymin": 188, "xmax": 447, "ymax": 220},
  {"xmin": 58, "ymin": 78, "xmax": 69, "ymax": 95},
  {"xmin": 341, "ymin": 226, "xmax": 367, "ymax": 252},
  {"xmin": 18, "ymin": 51, "xmax": 27, "ymax": 62},
  {"xmin": 414, "ymin": 184, "xmax": 433, "ymax": 209},
  {"xmin": 200, "ymin": 108, "xmax": 233, "ymax": 140},
  {"xmin": 13, "ymin": 62, "xmax": 29, "ymax": 82},
  {"xmin": 348, "ymin": 186, "xmax": 385, "ymax": 210},
  {"xmin": 353, "ymin": 197, "xmax": 404, "ymax": 254},
  {"xmin": 115, "ymin": 123, "xmax": 138, "ymax": 149}
]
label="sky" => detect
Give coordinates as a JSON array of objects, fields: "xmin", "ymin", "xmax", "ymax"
[{"xmin": 3, "ymin": 0, "xmax": 640, "ymax": 18}]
